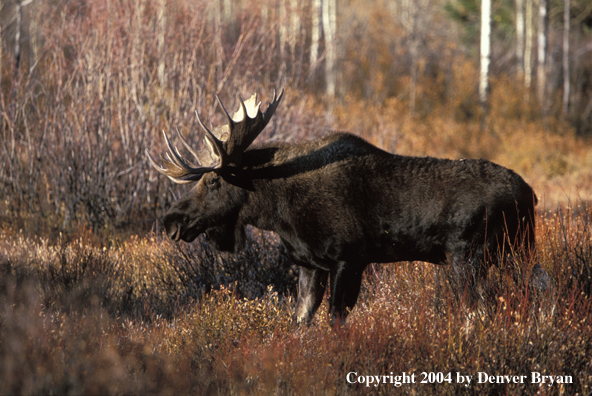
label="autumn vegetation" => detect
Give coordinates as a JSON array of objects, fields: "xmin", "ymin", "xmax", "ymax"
[{"xmin": 1, "ymin": 0, "xmax": 591, "ymax": 394}]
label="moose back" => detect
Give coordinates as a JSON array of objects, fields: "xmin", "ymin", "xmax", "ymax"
[{"xmin": 147, "ymin": 90, "xmax": 540, "ymax": 325}]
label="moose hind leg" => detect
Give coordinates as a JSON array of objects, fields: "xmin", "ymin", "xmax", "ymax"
[
  {"xmin": 449, "ymin": 252, "xmax": 489, "ymax": 309},
  {"xmin": 295, "ymin": 266, "xmax": 329, "ymax": 324},
  {"xmin": 328, "ymin": 262, "xmax": 364, "ymax": 326}
]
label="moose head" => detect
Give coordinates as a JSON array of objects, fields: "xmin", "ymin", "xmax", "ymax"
[{"xmin": 147, "ymin": 90, "xmax": 283, "ymax": 252}]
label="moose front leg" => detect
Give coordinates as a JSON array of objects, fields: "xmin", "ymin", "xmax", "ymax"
[
  {"xmin": 295, "ymin": 266, "xmax": 329, "ymax": 324},
  {"xmin": 328, "ymin": 262, "xmax": 364, "ymax": 326}
]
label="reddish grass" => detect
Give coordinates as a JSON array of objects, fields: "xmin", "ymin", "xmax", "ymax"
[{"xmin": 1, "ymin": 203, "xmax": 591, "ymax": 394}]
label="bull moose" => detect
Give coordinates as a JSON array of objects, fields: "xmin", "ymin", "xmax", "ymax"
[{"xmin": 147, "ymin": 90, "xmax": 544, "ymax": 325}]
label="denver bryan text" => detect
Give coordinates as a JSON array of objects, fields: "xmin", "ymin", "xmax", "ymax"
[{"xmin": 478, "ymin": 372, "xmax": 573, "ymax": 387}]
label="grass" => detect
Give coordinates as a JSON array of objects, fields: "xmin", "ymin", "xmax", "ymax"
[{"xmin": 1, "ymin": 202, "xmax": 591, "ymax": 395}]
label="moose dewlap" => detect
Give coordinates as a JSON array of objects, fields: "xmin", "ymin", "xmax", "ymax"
[{"xmin": 147, "ymin": 90, "xmax": 542, "ymax": 325}]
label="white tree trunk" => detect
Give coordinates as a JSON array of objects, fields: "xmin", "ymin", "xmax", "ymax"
[
  {"xmin": 291, "ymin": 0, "xmax": 300, "ymax": 49},
  {"xmin": 157, "ymin": 0, "xmax": 166, "ymax": 87},
  {"xmin": 516, "ymin": 0, "xmax": 525, "ymax": 76},
  {"xmin": 131, "ymin": 0, "xmax": 144, "ymax": 103},
  {"xmin": 524, "ymin": 0, "xmax": 534, "ymax": 88},
  {"xmin": 223, "ymin": 0, "xmax": 232, "ymax": 22},
  {"xmin": 537, "ymin": 0, "xmax": 548, "ymax": 104},
  {"xmin": 562, "ymin": 0, "xmax": 570, "ymax": 116},
  {"xmin": 401, "ymin": 0, "xmax": 419, "ymax": 114},
  {"xmin": 28, "ymin": 1, "xmax": 39, "ymax": 73},
  {"xmin": 322, "ymin": 0, "xmax": 337, "ymax": 97},
  {"xmin": 479, "ymin": 0, "xmax": 492, "ymax": 107},
  {"xmin": 0, "ymin": 1, "xmax": 4, "ymax": 78},
  {"xmin": 394, "ymin": 0, "xmax": 433, "ymax": 113},
  {"xmin": 14, "ymin": 1, "xmax": 24, "ymax": 68},
  {"xmin": 279, "ymin": 0, "xmax": 286, "ymax": 61},
  {"xmin": 310, "ymin": 0, "xmax": 321, "ymax": 76},
  {"xmin": 261, "ymin": 0, "xmax": 268, "ymax": 24},
  {"xmin": 212, "ymin": 0, "xmax": 224, "ymax": 76}
]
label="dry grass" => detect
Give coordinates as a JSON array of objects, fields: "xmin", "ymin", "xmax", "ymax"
[{"xmin": 1, "ymin": 203, "xmax": 591, "ymax": 395}]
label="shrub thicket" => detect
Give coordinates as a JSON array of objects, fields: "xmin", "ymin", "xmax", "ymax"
[{"xmin": 1, "ymin": 0, "xmax": 591, "ymax": 234}]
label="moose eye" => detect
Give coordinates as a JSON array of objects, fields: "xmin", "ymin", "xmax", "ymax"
[{"xmin": 206, "ymin": 176, "xmax": 219, "ymax": 188}]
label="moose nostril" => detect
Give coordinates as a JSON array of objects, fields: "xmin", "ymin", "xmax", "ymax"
[
  {"xmin": 164, "ymin": 215, "xmax": 180, "ymax": 240},
  {"xmin": 168, "ymin": 224, "xmax": 181, "ymax": 241}
]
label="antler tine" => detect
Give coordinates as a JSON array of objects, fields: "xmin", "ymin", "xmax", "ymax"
[
  {"xmin": 237, "ymin": 93, "xmax": 260, "ymax": 120},
  {"xmin": 219, "ymin": 89, "xmax": 283, "ymax": 162},
  {"xmin": 176, "ymin": 127, "xmax": 218, "ymax": 168},
  {"xmin": 147, "ymin": 90, "xmax": 283, "ymax": 184},
  {"xmin": 146, "ymin": 148, "xmax": 167, "ymax": 174},
  {"xmin": 163, "ymin": 130, "xmax": 188, "ymax": 167},
  {"xmin": 146, "ymin": 130, "xmax": 219, "ymax": 184},
  {"xmin": 238, "ymin": 94, "xmax": 248, "ymax": 122},
  {"xmin": 216, "ymin": 95, "xmax": 236, "ymax": 125},
  {"xmin": 147, "ymin": 148, "xmax": 198, "ymax": 185},
  {"xmin": 195, "ymin": 110, "xmax": 228, "ymax": 167},
  {"xmin": 175, "ymin": 127, "xmax": 205, "ymax": 166},
  {"xmin": 265, "ymin": 89, "xmax": 284, "ymax": 119}
]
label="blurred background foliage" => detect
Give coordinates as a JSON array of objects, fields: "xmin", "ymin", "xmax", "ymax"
[{"xmin": 0, "ymin": 0, "xmax": 591, "ymax": 236}]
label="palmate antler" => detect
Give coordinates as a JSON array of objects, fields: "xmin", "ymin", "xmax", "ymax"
[{"xmin": 147, "ymin": 89, "xmax": 283, "ymax": 184}]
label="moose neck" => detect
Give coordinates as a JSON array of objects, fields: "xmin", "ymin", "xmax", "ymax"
[
  {"xmin": 238, "ymin": 174, "xmax": 290, "ymax": 236},
  {"xmin": 234, "ymin": 143, "xmax": 311, "ymax": 237},
  {"xmin": 235, "ymin": 133, "xmax": 378, "ymax": 239}
]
